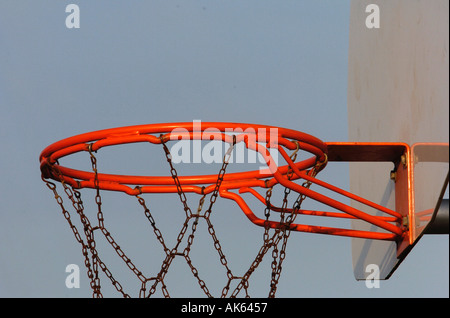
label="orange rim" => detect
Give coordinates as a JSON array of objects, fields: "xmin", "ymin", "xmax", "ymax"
[{"xmin": 40, "ymin": 122, "xmax": 327, "ymax": 195}]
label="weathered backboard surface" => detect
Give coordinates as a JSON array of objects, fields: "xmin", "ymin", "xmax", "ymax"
[{"xmin": 348, "ymin": 0, "xmax": 449, "ymax": 279}]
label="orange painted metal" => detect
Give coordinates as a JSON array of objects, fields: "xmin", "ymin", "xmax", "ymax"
[
  {"xmin": 327, "ymin": 142, "xmax": 413, "ymax": 255},
  {"xmin": 40, "ymin": 123, "xmax": 412, "ymax": 242}
]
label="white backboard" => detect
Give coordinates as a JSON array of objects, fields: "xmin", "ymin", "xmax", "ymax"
[{"xmin": 348, "ymin": 0, "xmax": 449, "ymax": 279}]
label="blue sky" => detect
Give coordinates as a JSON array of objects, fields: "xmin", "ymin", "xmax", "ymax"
[{"xmin": 0, "ymin": 1, "xmax": 447, "ymax": 297}]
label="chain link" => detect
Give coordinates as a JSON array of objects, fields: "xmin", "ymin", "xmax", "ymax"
[
  {"xmin": 42, "ymin": 136, "xmax": 318, "ymax": 298},
  {"xmin": 159, "ymin": 134, "xmax": 237, "ymax": 297}
]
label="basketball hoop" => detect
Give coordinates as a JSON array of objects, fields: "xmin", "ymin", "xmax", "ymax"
[{"xmin": 40, "ymin": 122, "xmax": 408, "ymax": 297}]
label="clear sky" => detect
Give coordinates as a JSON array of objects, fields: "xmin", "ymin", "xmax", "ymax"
[{"xmin": 0, "ymin": 1, "xmax": 448, "ymax": 298}]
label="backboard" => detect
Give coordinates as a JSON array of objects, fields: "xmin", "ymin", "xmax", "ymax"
[{"xmin": 348, "ymin": 0, "xmax": 449, "ymax": 279}]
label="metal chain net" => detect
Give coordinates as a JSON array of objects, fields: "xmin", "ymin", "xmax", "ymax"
[{"xmin": 42, "ymin": 137, "xmax": 317, "ymax": 298}]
